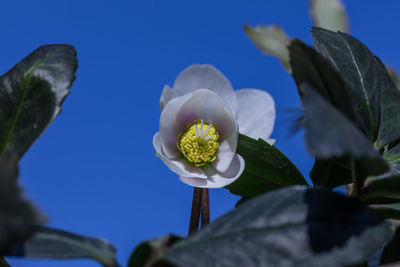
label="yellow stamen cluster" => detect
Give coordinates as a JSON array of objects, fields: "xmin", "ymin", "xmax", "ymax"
[{"xmin": 177, "ymin": 120, "xmax": 219, "ymax": 166}]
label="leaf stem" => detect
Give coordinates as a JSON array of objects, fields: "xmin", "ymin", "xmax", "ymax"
[
  {"xmin": 351, "ymin": 159, "xmax": 361, "ymax": 197},
  {"xmin": 201, "ymin": 188, "xmax": 210, "ymax": 226},
  {"xmin": 319, "ymin": 160, "xmax": 333, "ymax": 188},
  {"xmin": 188, "ymin": 187, "xmax": 202, "ymax": 235}
]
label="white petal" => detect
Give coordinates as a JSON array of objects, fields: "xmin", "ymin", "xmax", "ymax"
[
  {"xmin": 236, "ymin": 89, "xmax": 276, "ymax": 141},
  {"xmin": 175, "ymin": 91, "xmax": 205, "ymax": 127},
  {"xmin": 176, "ymin": 89, "xmax": 237, "ymax": 138},
  {"xmin": 173, "ymin": 65, "xmax": 238, "ymax": 114},
  {"xmin": 212, "ymin": 106, "xmax": 238, "ymax": 172},
  {"xmin": 160, "ymin": 85, "xmax": 176, "ymax": 111},
  {"xmin": 212, "ymin": 134, "xmax": 237, "ymax": 173},
  {"xmin": 153, "ymin": 133, "xmax": 207, "ymax": 179},
  {"xmin": 175, "ymin": 90, "xmax": 238, "ymax": 173},
  {"xmin": 266, "ymin": 138, "xmax": 276, "ymax": 145},
  {"xmin": 179, "ymin": 154, "xmax": 245, "ymax": 188},
  {"xmin": 211, "ymin": 105, "xmax": 237, "ymax": 141},
  {"xmin": 159, "ymin": 94, "xmax": 192, "ymax": 158}
]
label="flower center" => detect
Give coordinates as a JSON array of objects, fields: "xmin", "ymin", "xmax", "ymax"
[{"xmin": 177, "ymin": 120, "xmax": 219, "ymax": 167}]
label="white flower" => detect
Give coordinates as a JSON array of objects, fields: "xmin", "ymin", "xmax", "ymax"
[{"xmin": 153, "ymin": 65, "xmax": 275, "ymax": 188}]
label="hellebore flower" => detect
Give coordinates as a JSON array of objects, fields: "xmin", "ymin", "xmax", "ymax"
[{"xmin": 153, "ymin": 65, "xmax": 275, "ymax": 188}]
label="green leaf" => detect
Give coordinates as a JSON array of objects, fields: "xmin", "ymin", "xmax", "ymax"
[
  {"xmin": 0, "ymin": 155, "xmax": 45, "ymax": 254},
  {"xmin": 310, "ymin": 158, "xmax": 352, "ymax": 189},
  {"xmin": 128, "ymin": 234, "xmax": 182, "ymax": 267},
  {"xmin": 289, "ymin": 37, "xmax": 391, "ymax": 188},
  {"xmin": 310, "ymin": 28, "xmax": 400, "ymax": 200},
  {"xmin": 0, "ymin": 45, "xmax": 78, "ymax": 160},
  {"xmin": 244, "ymin": 24, "xmax": 292, "ymax": 72},
  {"xmin": 288, "ymin": 38, "xmax": 373, "ymax": 189},
  {"xmin": 309, "ymin": 0, "xmax": 349, "ymax": 33},
  {"xmin": 289, "ymin": 38, "xmax": 358, "ymax": 126},
  {"xmin": 6, "ymin": 227, "xmax": 118, "ymax": 267},
  {"xmin": 311, "ymin": 27, "xmax": 400, "ymax": 149},
  {"xmin": 157, "ymin": 186, "xmax": 391, "ymax": 267},
  {"xmin": 361, "ymin": 142, "xmax": 400, "ymax": 203},
  {"xmin": 362, "ymin": 175, "xmax": 400, "ymax": 203},
  {"xmin": 300, "ymin": 84, "xmax": 388, "ymax": 178},
  {"xmin": 380, "ymin": 227, "xmax": 400, "ymax": 265},
  {"xmin": 370, "ymin": 203, "xmax": 400, "ymax": 220},
  {"xmin": 225, "ymin": 134, "xmax": 307, "ymax": 204},
  {"xmin": 310, "ymin": 28, "xmax": 400, "ymax": 199}
]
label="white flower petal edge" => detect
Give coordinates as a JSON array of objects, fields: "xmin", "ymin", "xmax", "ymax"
[
  {"xmin": 153, "ymin": 133, "xmax": 207, "ymax": 179},
  {"xmin": 212, "ymin": 133, "xmax": 237, "ymax": 173},
  {"xmin": 236, "ymin": 89, "xmax": 276, "ymax": 144},
  {"xmin": 179, "ymin": 154, "xmax": 245, "ymax": 188},
  {"xmin": 171, "ymin": 64, "xmax": 238, "ymax": 115},
  {"xmin": 159, "ymin": 93, "xmax": 192, "ymax": 158},
  {"xmin": 160, "ymin": 85, "xmax": 176, "ymax": 111}
]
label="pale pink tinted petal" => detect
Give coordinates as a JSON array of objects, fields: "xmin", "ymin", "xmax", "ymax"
[
  {"xmin": 160, "ymin": 85, "xmax": 176, "ymax": 111},
  {"xmin": 190, "ymin": 89, "xmax": 229, "ymax": 122},
  {"xmin": 211, "ymin": 105, "xmax": 237, "ymax": 141},
  {"xmin": 173, "ymin": 65, "xmax": 238, "ymax": 114},
  {"xmin": 236, "ymin": 89, "xmax": 275, "ymax": 141},
  {"xmin": 179, "ymin": 154, "xmax": 245, "ymax": 188},
  {"xmin": 212, "ymin": 134, "xmax": 237, "ymax": 173},
  {"xmin": 175, "ymin": 92, "xmax": 205, "ymax": 128},
  {"xmin": 153, "ymin": 133, "xmax": 207, "ymax": 179},
  {"xmin": 176, "ymin": 89, "xmax": 236, "ymax": 136},
  {"xmin": 159, "ymin": 94, "xmax": 192, "ymax": 158}
]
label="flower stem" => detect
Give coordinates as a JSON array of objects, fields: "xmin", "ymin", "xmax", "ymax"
[
  {"xmin": 188, "ymin": 187, "xmax": 202, "ymax": 235},
  {"xmin": 201, "ymin": 188, "xmax": 210, "ymax": 226}
]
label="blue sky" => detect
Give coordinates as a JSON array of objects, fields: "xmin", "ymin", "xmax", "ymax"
[{"xmin": 2, "ymin": 1, "xmax": 400, "ymax": 266}]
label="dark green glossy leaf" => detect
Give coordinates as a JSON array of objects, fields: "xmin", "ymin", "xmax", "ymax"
[
  {"xmin": 156, "ymin": 186, "xmax": 391, "ymax": 267},
  {"xmin": 381, "ymin": 227, "xmax": 400, "ymax": 265},
  {"xmin": 225, "ymin": 134, "xmax": 307, "ymax": 204},
  {"xmin": 310, "ymin": 158, "xmax": 352, "ymax": 189},
  {"xmin": 370, "ymin": 204, "xmax": 400, "ymax": 220},
  {"xmin": 289, "ymin": 39, "xmax": 358, "ymax": 125},
  {"xmin": 362, "ymin": 175, "xmax": 400, "ymax": 203},
  {"xmin": 0, "ymin": 155, "xmax": 45, "ymax": 255},
  {"xmin": 0, "ymin": 45, "xmax": 78, "ymax": 160},
  {"xmin": 362, "ymin": 197, "xmax": 400, "ymax": 205},
  {"xmin": 300, "ymin": 84, "xmax": 388, "ymax": 178},
  {"xmin": 382, "ymin": 143, "xmax": 400, "ymax": 179},
  {"xmin": 361, "ymin": 143, "xmax": 400, "ymax": 203},
  {"xmin": 7, "ymin": 227, "xmax": 118, "ymax": 267},
  {"xmin": 311, "ymin": 27, "xmax": 400, "ymax": 149},
  {"xmin": 306, "ymin": 28, "xmax": 400, "ymax": 198},
  {"xmin": 128, "ymin": 234, "xmax": 181, "ymax": 267},
  {"xmin": 289, "ymin": 39, "xmax": 389, "ymax": 188},
  {"xmin": 360, "ymin": 142, "xmax": 400, "ymax": 202}
]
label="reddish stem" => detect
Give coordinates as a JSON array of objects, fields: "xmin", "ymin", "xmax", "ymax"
[
  {"xmin": 188, "ymin": 187, "xmax": 202, "ymax": 235},
  {"xmin": 201, "ymin": 188, "xmax": 210, "ymax": 226}
]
